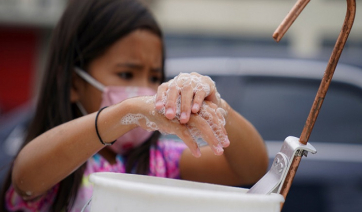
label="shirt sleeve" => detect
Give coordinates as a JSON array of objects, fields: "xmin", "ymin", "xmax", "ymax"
[
  {"xmin": 150, "ymin": 139, "xmax": 187, "ymax": 179},
  {"xmin": 5, "ymin": 184, "xmax": 59, "ymax": 212}
]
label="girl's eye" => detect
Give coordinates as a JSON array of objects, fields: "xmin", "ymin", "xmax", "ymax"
[
  {"xmin": 149, "ymin": 76, "xmax": 162, "ymax": 84},
  {"xmin": 117, "ymin": 72, "xmax": 133, "ymax": 80}
]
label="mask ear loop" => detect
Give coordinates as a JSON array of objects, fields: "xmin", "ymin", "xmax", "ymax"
[
  {"xmin": 74, "ymin": 67, "xmax": 106, "ymax": 92},
  {"xmin": 73, "ymin": 67, "xmax": 106, "ymax": 117},
  {"xmin": 76, "ymin": 101, "xmax": 88, "ymax": 116}
]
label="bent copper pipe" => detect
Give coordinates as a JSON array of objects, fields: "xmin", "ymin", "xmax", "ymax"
[
  {"xmin": 273, "ymin": 0, "xmax": 356, "ymax": 210},
  {"xmin": 273, "ymin": 0, "xmax": 310, "ymax": 42}
]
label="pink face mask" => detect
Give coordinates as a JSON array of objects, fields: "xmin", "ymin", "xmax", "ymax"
[{"xmin": 74, "ymin": 67, "xmax": 156, "ymax": 154}]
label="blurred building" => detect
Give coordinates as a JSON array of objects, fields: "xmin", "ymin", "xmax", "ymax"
[
  {"xmin": 0, "ymin": 0, "xmax": 66, "ymax": 114},
  {"xmin": 152, "ymin": 0, "xmax": 362, "ymax": 57},
  {"xmin": 0, "ymin": 0, "xmax": 362, "ymax": 113}
]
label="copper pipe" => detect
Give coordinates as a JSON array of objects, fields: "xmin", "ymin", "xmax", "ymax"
[
  {"xmin": 273, "ymin": 0, "xmax": 310, "ymax": 42},
  {"xmin": 274, "ymin": 0, "xmax": 356, "ymax": 210},
  {"xmin": 299, "ymin": 0, "xmax": 356, "ymax": 145}
]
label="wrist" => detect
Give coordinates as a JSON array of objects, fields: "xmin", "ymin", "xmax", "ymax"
[
  {"xmin": 92, "ymin": 102, "xmax": 138, "ymax": 145},
  {"xmin": 117, "ymin": 96, "xmax": 153, "ymax": 127},
  {"xmin": 116, "ymin": 98, "xmax": 141, "ymax": 127},
  {"xmin": 220, "ymin": 99, "xmax": 232, "ymax": 122}
]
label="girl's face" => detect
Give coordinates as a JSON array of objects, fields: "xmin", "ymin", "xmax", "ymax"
[{"xmin": 73, "ymin": 29, "xmax": 163, "ymax": 113}]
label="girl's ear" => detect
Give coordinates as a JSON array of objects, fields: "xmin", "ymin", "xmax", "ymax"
[{"xmin": 70, "ymin": 72, "xmax": 83, "ymax": 103}]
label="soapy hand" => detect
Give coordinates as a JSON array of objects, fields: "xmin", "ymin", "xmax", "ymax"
[
  {"xmin": 155, "ymin": 72, "xmax": 222, "ymax": 124},
  {"xmin": 121, "ymin": 96, "xmax": 229, "ymax": 157}
]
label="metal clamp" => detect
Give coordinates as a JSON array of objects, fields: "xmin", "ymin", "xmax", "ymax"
[{"xmin": 247, "ymin": 136, "xmax": 317, "ymax": 194}]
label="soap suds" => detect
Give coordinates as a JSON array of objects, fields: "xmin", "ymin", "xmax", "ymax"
[{"xmin": 120, "ymin": 73, "xmax": 229, "ymax": 154}]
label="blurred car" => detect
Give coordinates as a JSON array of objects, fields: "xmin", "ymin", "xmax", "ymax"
[
  {"xmin": 165, "ymin": 57, "xmax": 362, "ymax": 212},
  {"xmin": 1, "ymin": 57, "xmax": 362, "ymax": 212},
  {"xmin": 0, "ymin": 103, "xmax": 32, "ymax": 184}
]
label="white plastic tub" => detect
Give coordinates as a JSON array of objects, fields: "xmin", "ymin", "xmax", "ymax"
[{"xmin": 89, "ymin": 172, "xmax": 284, "ymax": 212}]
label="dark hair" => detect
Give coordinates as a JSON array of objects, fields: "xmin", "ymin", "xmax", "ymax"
[{"xmin": 0, "ymin": 0, "xmax": 165, "ymax": 211}]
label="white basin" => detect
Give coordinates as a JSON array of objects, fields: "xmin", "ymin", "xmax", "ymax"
[{"xmin": 89, "ymin": 172, "xmax": 284, "ymax": 212}]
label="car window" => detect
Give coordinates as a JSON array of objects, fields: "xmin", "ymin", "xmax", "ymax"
[{"xmin": 211, "ymin": 76, "xmax": 362, "ymax": 144}]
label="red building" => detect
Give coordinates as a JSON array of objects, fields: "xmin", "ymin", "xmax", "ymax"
[{"xmin": 0, "ymin": 1, "xmax": 66, "ymax": 115}]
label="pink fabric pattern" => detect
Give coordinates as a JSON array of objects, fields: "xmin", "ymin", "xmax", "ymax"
[{"xmin": 5, "ymin": 139, "xmax": 187, "ymax": 212}]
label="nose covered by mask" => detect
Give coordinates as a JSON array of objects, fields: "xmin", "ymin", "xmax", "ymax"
[{"xmin": 74, "ymin": 67, "xmax": 156, "ymax": 154}]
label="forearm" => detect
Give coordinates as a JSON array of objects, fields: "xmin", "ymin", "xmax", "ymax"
[
  {"xmin": 222, "ymin": 100, "xmax": 269, "ymax": 185},
  {"xmin": 12, "ymin": 100, "xmax": 137, "ymax": 199}
]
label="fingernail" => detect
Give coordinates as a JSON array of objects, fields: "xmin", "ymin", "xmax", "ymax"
[
  {"xmin": 193, "ymin": 148, "xmax": 201, "ymax": 157},
  {"xmin": 192, "ymin": 103, "xmax": 199, "ymax": 112},
  {"xmin": 166, "ymin": 108, "xmax": 174, "ymax": 116},
  {"xmin": 180, "ymin": 112, "xmax": 187, "ymax": 121},
  {"xmin": 221, "ymin": 138, "xmax": 230, "ymax": 147},
  {"xmin": 156, "ymin": 101, "xmax": 163, "ymax": 108}
]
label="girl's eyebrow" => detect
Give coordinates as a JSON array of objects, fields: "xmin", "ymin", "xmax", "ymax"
[
  {"xmin": 151, "ymin": 68, "xmax": 162, "ymax": 73},
  {"xmin": 116, "ymin": 63, "xmax": 162, "ymax": 73},
  {"xmin": 116, "ymin": 62, "xmax": 144, "ymax": 70}
]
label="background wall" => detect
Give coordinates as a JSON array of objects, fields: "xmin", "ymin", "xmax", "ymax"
[{"xmin": 0, "ymin": 0, "xmax": 361, "ymax": 113}]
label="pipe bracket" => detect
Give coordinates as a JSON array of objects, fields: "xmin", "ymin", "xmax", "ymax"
[{"xmin": 247, "ymin": 136, "xmax": 317, "ymax": 195}]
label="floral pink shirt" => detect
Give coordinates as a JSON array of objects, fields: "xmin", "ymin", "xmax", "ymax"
[{"xmin": 5, "ymin": 139, "xmax": 187, "ymax": 212}]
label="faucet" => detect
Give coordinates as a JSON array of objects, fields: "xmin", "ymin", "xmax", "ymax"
[{"xmin": 274, "ymin": 0, "xmax": 356, "ymax": 209}]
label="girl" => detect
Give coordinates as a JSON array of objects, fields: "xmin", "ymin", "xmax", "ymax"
[{"xmin": 0, "ymin": 0, "xmax": 268, "ymax": 211}]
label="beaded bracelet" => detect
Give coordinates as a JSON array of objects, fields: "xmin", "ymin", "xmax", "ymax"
[{"xmin": 95, "ymin": 106, "xmax": 116, "ymax": 146}]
